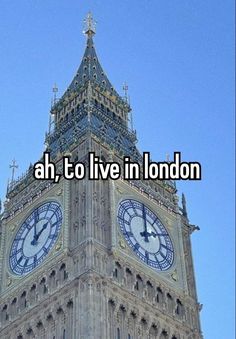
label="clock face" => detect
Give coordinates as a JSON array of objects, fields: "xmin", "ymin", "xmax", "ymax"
[
  {"xmin": 118, "ymin": 199, "xmax": 174, "ymax": 271},
  {"xmin": 9, "ymin": 201, "xmax": 62, "ymax": 276}
]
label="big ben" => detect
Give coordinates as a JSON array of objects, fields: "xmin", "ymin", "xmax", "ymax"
[{"xmin": 0, "ymin": 13, "xmax": 202, "ymax": 339}]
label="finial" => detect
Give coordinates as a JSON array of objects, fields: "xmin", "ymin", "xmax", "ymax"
[
  {"xmin": 123, "ymin": 82, "xmax": 129, "ymax": 103},
  {"xmin": 52, "ymin": 83, "xmax": 58, "ymax": 105},
  {"xmin": 166, "ymin": 153, "xmax": 170, "ymax": 162},
  {"xmin": 182, "ymin": 193, "xmax": 188, "ymax": 218},
  {"xmin": 83, "ymin": 12, "xmax": 96, "ymax": 37},
  {"xmin": 48, "ymin": 83, "xmax": 58, "ymax": 133},
  {"xmin": 123, "ymin": 82, "xmax": 134, "ymax": 131},
  {"xmin": 9, "ymin": 159, "xmax": 18, "ymax": 183}
]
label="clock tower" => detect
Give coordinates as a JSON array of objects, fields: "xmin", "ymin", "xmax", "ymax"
[{"xmin": 0, "ymin": 13, "xmax": 203, "ymax": 339}]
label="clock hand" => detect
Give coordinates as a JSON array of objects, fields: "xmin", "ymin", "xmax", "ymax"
[
  {"xmin": 31, "ymin": 222, "xmax": 48, "ymax": 245},
  {"xmin": 32, "ymin": 210, "xmax": 39, "ymax": 239},
  {"xmin": 36, "ymin": 222, "xmax": 48, "ymax": 239},
  {"xmin": 31, "ymin": 222, "xmax": 37, "ymax": 245},
  {"xmin": 140, "ymin": 204, "xmax": 149, "ymax": 242},
  {"xmin": 33, "ymin": 223, "xmax": 37, "ymax": 238},
  {"xmin": 150, "ymin": 231, "xmax": 157, "ymax": 238}
]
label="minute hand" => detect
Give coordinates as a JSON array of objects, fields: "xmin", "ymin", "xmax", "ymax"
[
  {"xmin": 31, "ymin": 222, "xmax": 48, "ymax": 245},
  {"xmin": 140, "ymin": 204, "xmax": 149, "ymax": 242}
]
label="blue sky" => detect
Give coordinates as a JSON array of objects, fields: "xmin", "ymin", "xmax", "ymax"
[{"xmin": 0, "ymin": 1, "xmax": 234, "ymax": 337}]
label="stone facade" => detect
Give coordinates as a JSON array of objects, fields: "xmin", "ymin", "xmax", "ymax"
[{"xmin": 0, "ymin": 14, "xmax": 202, "ymax": 339}]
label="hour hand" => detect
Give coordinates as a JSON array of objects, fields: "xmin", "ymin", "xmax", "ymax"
[
  {"xmin": 140, "ymin": 230, "xmax": 157, "ymax": 241},
  {"xmin": 140, "ymin": 230, "xmax": 150, "ymax": 242}
]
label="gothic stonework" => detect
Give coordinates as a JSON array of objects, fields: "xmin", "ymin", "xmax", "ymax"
[{"xmin": 0, "ymin": 13, "xmax": 202, "ymax": 339}]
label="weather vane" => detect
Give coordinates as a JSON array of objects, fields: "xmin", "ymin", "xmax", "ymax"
[
  {"xmin": 83, "ymin": 12, "xmax": 96, "ymax": 37},
  {"xmin": 9, "ymin": 159, "xmax": 18, "ymax": 183}
]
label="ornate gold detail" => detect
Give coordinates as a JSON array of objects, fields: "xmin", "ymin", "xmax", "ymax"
[
  {"xmin": 55, "ymin": 242, "xmax": 62, "ymax": 251},
  {"xmin": 119, "ymin": 239, "xmax": 126, "ymax": 249},
  {"xmin": 10, "ymin": 223, "xmax": 17, "ymax": 232},
  {"xmin": 7, "ymin": 278, "xmax": 12, "ymax": 286},
  {"xmin": 56, "ymin": 188, "xmax": 63, "ymax": 196},
  {"xmin": 171, "ymin": 270, "xmax": 178, "ymax": 281}
]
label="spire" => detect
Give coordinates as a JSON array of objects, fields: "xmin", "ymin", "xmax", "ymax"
[{"xmin": 65, "ymin": 12, "xmax": 120, "ymax": 98}]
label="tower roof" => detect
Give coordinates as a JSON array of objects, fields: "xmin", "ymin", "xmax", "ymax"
[
  {"xmin": 58, "ymin": 12, "xmax": 122, "ymax": 103},
  {"xmin": 67, "ymin": 34, "xmax": 119, "ymax": 97}
]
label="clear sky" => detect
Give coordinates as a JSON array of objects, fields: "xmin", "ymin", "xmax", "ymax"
[{"xmin": 0, "ymin": 1, "xmax": 234, "ymax": 338}]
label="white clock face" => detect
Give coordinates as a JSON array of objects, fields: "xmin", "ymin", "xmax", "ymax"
[
  {"xmin": 118, "ymin": 199, "xmax": 174, "ymax": 271},
  {"xmin": 9, "ymin": 201, "xmax": 62, "ymax": 276}
]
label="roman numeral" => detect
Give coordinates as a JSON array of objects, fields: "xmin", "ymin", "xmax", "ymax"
[
  {"xmin": 125, "ymin": 231, "xmax": 133, "ymax": 237},
  {"xmin": 10, "ymin": 248, "xmax": 22, "ymax": 258},
  {"xmin": 154, "ymin": 255, "xmax": 161, "ymax": 268},
  {"xmin": 18, "ymin": 255, "xmax": 23, "ymax": 264},
  {"xmin": 42, "ymin": 246, "xmax": 48, "ymax": 253},
  {"xmin": 130, "ymin": 200, "xmax": 138, "ymax": 215},
  {"xmin": 14, "ymin": 237, "xmax": 25, "ymax": 242},
  {"xmin": 24, "ymin": 222, "xmax": 31, "ymax": 230},
  {"xmin": 161, "ymin": 244, "xmax": 173, "ymax": 252},
  {"xmin": 24, "ymin": 258, "xmax": 29, "ymax": 267}
]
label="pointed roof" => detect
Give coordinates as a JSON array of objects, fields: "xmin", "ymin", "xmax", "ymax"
[
  {"xmin": 51, "ymin": 12, "xmax": 129, "ymax": 114},
  {"xmin": 64, "ymin": 12, "xmax": 120, "ymax": 99},
  {"xmin": 67, "ymin": 34, "xmax": 118, "ymax": 96}
]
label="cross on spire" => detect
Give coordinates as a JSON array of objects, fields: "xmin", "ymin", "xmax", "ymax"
[
  {"xmin": 9, "ymin": 159, "xmax": 18, "ymax": 182},
  {"xmin": 83, "ymin": 12, "xmax": 96, "ymax": 37}
]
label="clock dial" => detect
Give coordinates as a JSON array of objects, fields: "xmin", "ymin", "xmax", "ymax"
[
  {"xmin": 118, "ymin": 199, "xmax": 174, "ymax": 271},
  {"xmin": 9, "ymin": 201, "xmax": 62, "ymax": 276}
]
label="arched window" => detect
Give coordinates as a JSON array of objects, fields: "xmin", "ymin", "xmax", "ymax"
[
  {"xmin": 160, "ymin": 330, "xmax": 168, "ymax": 339},
  {"xmin": 146, "ymin": 280, "xmax": 154, "ymax": 299},
  {"xmin": 59, "ymin": 263, "xmax": 68, "ymax": 280},
  {"xmin": 125, "ymin": 267, "xmax": 133, "ymax": 288},
  {"xmin": 116, "ymin": 327, "xmax": 120, "ymax": 339},
  {"xmin": 2, "ymin": 304, "xmax": 8, "ymax": 321},
  {"xmin": 40, "ymin": 277, "xmax": 48, "ymax": 294},
  {"xmin": 156, "ymin": 286, "xmax": 163, "ymax": 303},
  {"xmin": 113, "ymin": 261, "xmax": 122, "ymax": 281},
  {"xmin": 176, "ymin": 299, "xmax": 184, "ymax": 317},
  {"xmin": 135, "ymin": 274, "xmax": 143, "ymax": 292},
  {"xmin": 20, "ymin": 291, "xmax": 27, "ymax": 308}
]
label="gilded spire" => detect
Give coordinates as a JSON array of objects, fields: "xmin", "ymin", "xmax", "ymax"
[{"xmin": 83, "ymin": 12, "xmax": 96, "ymax": 37}]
